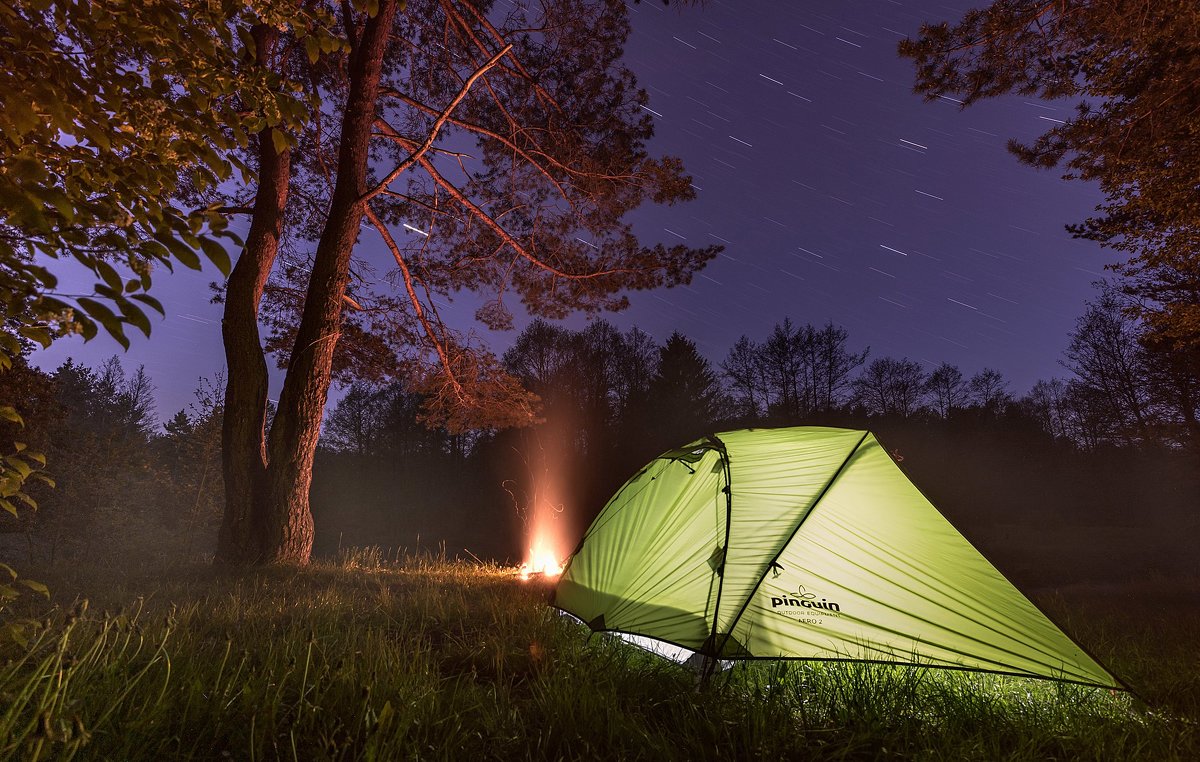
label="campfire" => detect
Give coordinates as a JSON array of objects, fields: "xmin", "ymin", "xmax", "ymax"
[
  {"xmin": 518, "ymin": 516, "xmax": 568, "ymax": 580},
  {"xmin": 510, "ymin": 424, "xmax": 572, "ymax": 581},
  {"xmin": 519, "ymin": 540, "xmax": 565, "ymax": 580}
]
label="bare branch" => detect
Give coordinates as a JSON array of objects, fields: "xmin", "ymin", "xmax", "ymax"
[
  {"xmin": 379, "ymin": 87, "xmax": 583, "ymax": 205},
  {"xmin": 361, "ymin": 43, "xmax": 512, "ymax": 202},
  {"xmin": 448, "ymin": 0, "xmax": 564, "ymax": 114},
  {"xmin": 363, "ymin": 204, "xmax": 467, "ymax": 402}
]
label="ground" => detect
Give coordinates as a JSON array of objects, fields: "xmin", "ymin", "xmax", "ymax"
[{"xmin": 0, "ymin": 554, "xmax": 1197, "ymax": 760}]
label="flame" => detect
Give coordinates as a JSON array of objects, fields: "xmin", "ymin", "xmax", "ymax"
[
  {"xmin": 519, "ymin": 518, "xmax": 567, "ymax": 579},
  {"xmin": 519, "ymin": 543, "xmax": 565, "ymax": 580}
]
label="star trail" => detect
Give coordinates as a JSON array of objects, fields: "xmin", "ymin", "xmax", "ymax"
[
  {"xmin": 32, "ymin": 0, "xmax": 1114, "ymax": 416},
  {"xmin": 606, "ymin": 0, "xmax": 1111, "ymax": 395}
]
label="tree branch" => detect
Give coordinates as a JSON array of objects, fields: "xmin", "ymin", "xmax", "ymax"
[
  {"xmin": 361, "ymin": 43, "xmax": 512, "ymax": 202},
  {"xmin": 363, "ymin": 204, "xmax": 467, "ymax": 401}
]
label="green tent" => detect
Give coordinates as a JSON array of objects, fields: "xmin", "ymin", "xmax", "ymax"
[{"xmin": 554, "ymin": 426, "xmax": 1123, "ymax": 689}]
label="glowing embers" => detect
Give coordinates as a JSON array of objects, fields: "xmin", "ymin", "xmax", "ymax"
[{"xmin": 519, "ymin": 539, "xmax": 565, "ymax": 580}]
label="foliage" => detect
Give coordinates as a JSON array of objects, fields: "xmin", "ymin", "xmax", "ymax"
[
  {"xmin": 0, "ymin": 358, "xmax": 228, "ymax": 566},
  {"xmin": 159, "ymin": 376, "xmax": 225, "ymax": 555},
  {"xmin": 646, "ymin": 331, "xmax": 726, "ymax": 444},
  {"xmin": 1063, "ymin": 286, "xmax": 1157, "ymax": 446},
  {"xmin": 966, "ymin": 368, "xmax": 1012, "ymax": 414},
  {"xmin": 323, "ymin": 382, "xmax": 471, "ymax": 459},
  {"xmin": 0, "ymin": 0, "xmax": 328, "ymax": 349},
  {"xmin": 925, "ymin": 361, "xmax": 967, "ymax": 418},
  {"xmin": 248, "ymin": 0, "xmax": 720, "ymax": 429},
  {"xmin": 502, "ymin": 319, "xmax": 666, "ymax": 447},
  {"xmin": 23, "ymin": 358, "xmax": 158, "ymax": 562},
  {"xmin": 899, "ymin": 0, "xmax": 1200, "ymax": 349},
  {"xmin": 0, "ymin": 0, "xmax": 344, "ymax": 578},
  {"xmin": 1053, "ymin": 285, "xmax": 1199, "ymax": 448},
  {"xmin": 0, "ymin": 352, "xmax": 54, "ymax": 644},
  {"xmin": 0, "ymin": 559, "xmax": 1194, "ymax": 759}
]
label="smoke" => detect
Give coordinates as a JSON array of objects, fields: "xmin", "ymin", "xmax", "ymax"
[{"xmin": 506, "ymin": 410, "xmax": 575, "ymax": 575}]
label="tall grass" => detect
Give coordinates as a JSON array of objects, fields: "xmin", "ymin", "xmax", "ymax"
[{"xmin": 0, "ymin": 555, "xmax": 1195, "ymax": 760}]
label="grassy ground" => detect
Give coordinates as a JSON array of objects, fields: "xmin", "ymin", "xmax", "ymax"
[{"xmin": 1, "ymin": 553, "xmax": 1196, "ymax": 761}]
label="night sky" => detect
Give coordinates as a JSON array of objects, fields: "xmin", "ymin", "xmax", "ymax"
[{"xmin": 32, "ymin": 0, "xmax": 1117, "ymax": 419}]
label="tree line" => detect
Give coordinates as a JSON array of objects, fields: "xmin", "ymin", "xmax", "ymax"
[
  {"xmin": 0, "ymin": 355, "xmax": 222, "ymax": 564},
  {"xmin": 313, "ymin": 283, "xmax": 1196, "ymax": 561},
  {"xmin": 325, "ymin": 284, "xmax": 1195, "ymax": 460},
  {"xmin": 1, "ymin": 273, "xmax": 1195, "ymax": 566}
]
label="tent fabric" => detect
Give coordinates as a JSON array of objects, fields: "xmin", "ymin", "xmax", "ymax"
[{"xmin": 553, "ymin": 426, "xmax": 1121, "ymax": 689}]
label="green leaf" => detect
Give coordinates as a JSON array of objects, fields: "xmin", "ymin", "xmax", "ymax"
[
  {"xmin": 34, "ymin": 184, "xmax": 75, "ymax": 225},
  {"xmin": 0, "ymin": 562, "xmax": 15, "ymax": 580},
  {"xmin": 117, "ymin": 299, "xmax": 152, "ymax": 337},
  {"xmin": 78, "ymin": 316, "xmax": 98, "ymax": 342},
  {"xmin": 19, "ymin": 579, "xmax": 49, "ymax": 598},
  {"xmin": 76, "ymin": 297, "xmax": 130, "ymax": 349},
  {"xmin": 6, "ymin": 621, "xmax": 32, "ymax": 648},
  {"xmin": 7, "ymin": 157, "xmax": 47, "ymax": 183},
  {"xmin": 28, "ymin": 264, "xmax": 57, "ymax": 288},
  {"xmin": 271, "ymin": 129, "xmax": 290, "ymax": 156},
  {"xmin": 237, "ymin": 25, "xmax": 256, "ymax": 59},
  {"xmin": 2, "ymin": 95, "xmax": 39, "ymax": 136},
  {"xmin": 199, "ymin": 237, "xmax": 231, "ymax": 276},
  {"xmin": 4, "ymin": 457, "xmax": 31, "ymax": 480},
  {"xmin": 9, "ymin": 194, "xmax": 50, "ymax": 233},
  {"xmin": 0, "ymin": 499, "xmax": 16, "ymax": 518},
  {"xmin": 148, "ymin": 232, "xmax": 201, "ymax": 270},
  {"xmin": 305, "ymin": 35, "xmax": 320, "ymax": 64},
  {"xmin": 17, "ymin": 325, "xmax": 52, "ymax": 348},
  {"xmin": 0, "ymin": 407, "xmax": 24, "ymax": 426},
  {"xmin": 130, "ymin": 293, "xmax": 165, "ymax": 316},
  {"xmin": 93, "ymin": 283, "xmax": 122, "ymax": 301},
  {"xmin": 377, "ymin": 700, "xmax": 394, "ymax": 730},
  {"xmin": 96, "ymin": 260, "xmax": 124, "ymax": 292}
]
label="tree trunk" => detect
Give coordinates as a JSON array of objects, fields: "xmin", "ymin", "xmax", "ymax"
[
  {"xmin": 259, "ymin": 0, "xmax": 398, "ymax": 564},
  {"xmin": 215, "ymin": 26, "xmax": 290, "ymax": 567}
]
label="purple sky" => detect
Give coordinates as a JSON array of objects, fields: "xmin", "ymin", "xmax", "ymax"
[{"xmin": 31, "ymin": 0, "xmax": 1117, "ymax": 420}]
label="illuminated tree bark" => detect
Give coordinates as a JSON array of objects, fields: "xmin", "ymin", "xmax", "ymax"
[
  {"xmin": 216, "ymin": 3, "xmax": 399, "ymax": 565},
  {"xmin": 216, "ymin": 26, "xmax": 292, "ymax": 567}
]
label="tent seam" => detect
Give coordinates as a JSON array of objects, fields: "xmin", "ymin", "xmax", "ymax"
[{"xmin": 713, "ymin": 430, "xmax": 870, "ymax": 659}]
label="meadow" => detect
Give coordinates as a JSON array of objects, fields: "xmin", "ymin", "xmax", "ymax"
[{"xmin": 1, "ymin": 552, "xmax": 1196, "ymax": 761}]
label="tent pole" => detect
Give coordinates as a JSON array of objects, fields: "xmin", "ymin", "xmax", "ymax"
[{"xmin": 698, "ymin": 653, "xmax": 717, "ymax": 688}]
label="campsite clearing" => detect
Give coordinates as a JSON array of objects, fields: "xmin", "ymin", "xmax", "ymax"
[{"xmin": 1, "ymin": 556, "xmax": 1196, "ymax": 760}]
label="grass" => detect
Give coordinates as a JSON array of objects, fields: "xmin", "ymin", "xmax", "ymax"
[{"xmin": 0, "ymin": 553, "xmax": 1196, "ymax": 761}]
